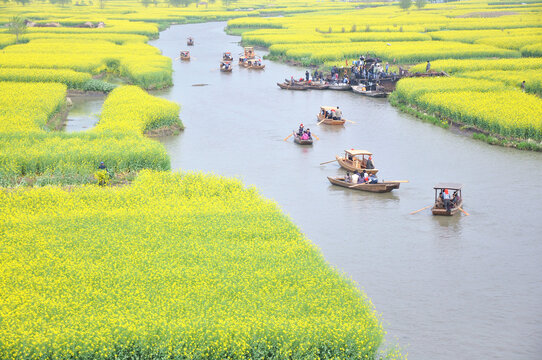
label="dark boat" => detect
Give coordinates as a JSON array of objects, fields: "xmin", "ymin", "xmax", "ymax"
[
  {"xmin": 187, "ymin": 37, "xmax": 194, "ymax": 46},
  {"xmin": 293, "ymin": 133, "xmax": 313, "ymax": 145},
  {"xmin": 327, "ymin": 176, "xmax": 400, "ymax": 193},
  {"xmin": 277, "ymin": 82, "xmax": 308, "ymax": 90}
]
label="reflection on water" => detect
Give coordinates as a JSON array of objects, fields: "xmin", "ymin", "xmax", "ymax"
[{"xmin": 149, "ymin": 22, "xmax": 542, "ymax": 360}]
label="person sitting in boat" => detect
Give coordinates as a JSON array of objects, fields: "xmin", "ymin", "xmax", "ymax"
[
  {"xmin": 361, "ymin": 170, "xmax": 369, "ymax": 183},
  {"xmin": 345, "ymin": 172, "xmax": 351, "ymax": 183},
  {"xmin": 452, "ymin": 190, "xmax": 460, "ymax": 205},
  {"xmin": 306, "ymin": 128, "xmax": 312, "ymax": 139},
  {"xmin": 336, "ymin": 106, "xmax": 342, "ymax": 120},
  {"xmin": 298, "ymin": 123, "xmax": 304, "ymax": 136},
  {"xmin": 331, "ymin": 109, "xmax": 338, "ymax": 120},
  {"xmin": 301, "ymin": 131, "xmax": 309, "ymax": 140},
  {"xmin": 342, "ymin": 76, "xmax": 349, "ymax": 84},
  {"xmin": 442, "ymin": 189, "xmax": 452, "ymax": 213},
  {"xmin": 366, "ymin": 156, "xmax": 374, "ymax": 169},
  {"xmin": 369, "ymin": 173, "xmax": 378, "ymax": 184},
  {"xmin": 351, "ymin": 170, "xmax": 359, "ymax": 184}
]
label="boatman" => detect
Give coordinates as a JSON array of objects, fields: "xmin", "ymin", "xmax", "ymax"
[
  {"xmin": 335, "ymin": 106, "xmax": 342, "ymax": 120},
  {"xmin": 443, "ymin": 189, "xmax": 452, "ymax": 213},
  {"xmin": 298, "ymin": 123, "xmax": 304, "ymax": 136},
  {"xmin": 305, "ymin": 70, "xmax": 310, "ymax": 81},
  {"xmin": 366, "ymin": 156, "xmax": 374, "ymax": 170}
]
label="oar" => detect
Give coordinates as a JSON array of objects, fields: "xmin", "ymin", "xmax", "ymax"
[
  {"xmin": 345, "ymin": 119, "xmax": 356, "ymax": 124},
  {"xmin": 410, "ymin": 205, "xmax": 432, "ymax": 215},
  {"xmin": 317, "ymin": 119, "xmax": 325, "ymax": 125},
  {"xmin": 284, "ymin": 132, "xmax": 294, "ymax": 141},
  {"xmin": 174, "ymin": 57, "xmax": 180, "ymax": 60},
  {"xmin": 386, "ymin": 180, "xmax": 409, "ymax": 183},
  {"xmin": 458, "ymin": 207, "xmax": 470, "ymax": 216},
  {"xmin": 312, "ymin": 133, "xmax": 320, "ymax": 140},
  {"xmin": 320, "ymin": 159, "xmax": 337, "ymax": 165}
]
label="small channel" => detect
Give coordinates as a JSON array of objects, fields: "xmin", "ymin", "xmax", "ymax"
[{"xmin": 64, "ymin": 94, "xmax": 104, "ymax": 132}]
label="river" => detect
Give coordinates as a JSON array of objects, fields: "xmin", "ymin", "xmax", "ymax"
[{"xmin": 147, "ymin": 22, "xmax": 542, "ymax": 359}]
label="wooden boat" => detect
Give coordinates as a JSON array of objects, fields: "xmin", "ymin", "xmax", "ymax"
[
  {"xmin": 293, "ymin": 133, "xmax": 313, "ymax": 145},
  {"xmin": 317, "ymin": 106, "xmax": 346, "ymax": 125},
  {"xmin": 223, "ymin": 52, "xmax": 233, "ymax": 61},
  {"xmin": 277, "ymin": 82, "xmax": 308, "ymax": 90},
  {"xmin": 328, "ymin": 83, "xmax": 351, "ymax": 91},
  {"xmin": 246, "ymin": 57, "xmax": 265, "ymax": 69},
  {"xmin": 187, "ymin": 37, "xmax": 194, "ymax": 46},
  {"xmin": 249, "ymin": 63, "xmax": 265, "ymax": 70},
  {"xmin": 431, "ymin": 183, "xmax": 464, "ymax": 216},
  {"xmin": 303, "ymin": 81, "xmax": 329, "ymax": 90},
  {"xmin": 239, "ymin": 57, "xmax": 250, "ymax": 67},
  {"xmin": 220, "ymin": 61, "xmax": 232, "ymax": 72},
  {"xmin": 335, "ymin": 149, "xmax": 378, "ymax": 174},
  {"xmin": 327, "ymin": 176, "xmax": 400, "ymax": 193},
  {"xmin": 352, "ymin": 85, "xmax": 389, "ymax": 97},
  {"xmin": 243, "ymin": 46, "xmax": 255, "ymax": 59},
  {"xmin": 179, "ymin": 51, "xmax": 190, "ymax": 61}
]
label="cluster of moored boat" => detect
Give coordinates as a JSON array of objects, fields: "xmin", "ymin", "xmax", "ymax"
[{"xmin": 277, "ymin": 80, "xmax": 390, "ymax": 97}]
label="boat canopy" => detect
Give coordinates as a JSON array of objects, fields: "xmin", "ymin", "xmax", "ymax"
[
  {"xmin": 345, "ymin": 149, "xmax": 372, "ymax": 156},
  {"xmin": 320, "ymin": 106, "xmax": 338, "ymax": 111},
  {"xmin": 433, "ymin": 183, "xmax": 463, "ymax": 190}
]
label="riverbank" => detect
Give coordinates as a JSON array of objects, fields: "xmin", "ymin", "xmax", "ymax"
[{"xmin": 389, "ymin": 94, "xmax": 542, "ymax": 151}]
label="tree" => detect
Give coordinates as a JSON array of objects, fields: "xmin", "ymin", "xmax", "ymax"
[
  {"xmin": 50, "ymin": 0, "xmax": 72, "ymax": 6},
  {"xmin": 15, "ymin": 0, "xmax": 31, "ymax": 5},
  {"xmin": 399, "ymin": 0, "xmax": 412, "ymax": 10},
  {"xmin": 141, "ymin": 0, "xmax": 151, "ymax": 6},
  {"xmin": 415, "ymin": 0, "xmax": 427, "ymax": 9},
  {"xmin": 99, "ymin": 0, "xmax": 105, "ymax": 8},
  {"xmin": 8, "ymin": 16, "xmax": 27, "ymax": 43}
]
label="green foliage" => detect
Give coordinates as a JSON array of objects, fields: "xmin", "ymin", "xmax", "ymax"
[
  {"xmin": 415, "ymin": 0, "xmax": 426, "ymax": 9},
  {"xmin": 8, "ymin": 16, "xmax": 26, "ymax": 44},
  {"xmin": 399, "ymin": 0, "xmax": 412, "ymax": 10},
  {"xmin": 81, "ymin": 79, "xmax": 117, "ymax": 92}
]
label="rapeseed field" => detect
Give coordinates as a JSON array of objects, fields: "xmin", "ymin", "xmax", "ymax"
[{"xmin": 0, "ymin": 170, "xmax": 385, "ymax": 359}]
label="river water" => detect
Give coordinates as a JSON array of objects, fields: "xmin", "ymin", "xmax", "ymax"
[{"xmin": 148, "ymin": 22, "xmax": 542, "ymax": 359}]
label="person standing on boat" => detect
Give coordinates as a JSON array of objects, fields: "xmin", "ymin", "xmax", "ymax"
[
  {"xmin": 366, "ymin": 156, "xmax": 374, "ymax": 170},
  {"xmin": 305, "ymin": 71, "xmax": 310, "ymax": 81},
  {"xmin": 298, "ymin": 123, "xmax": 304, "ymax": 136},
  {"xmin": 442, "ymin": 189, "xmax": 452, "ymax": 213},
  {"xmin": 335, "ymin": 106, "xmax": 342, "ymax": 120},
  {"xmin": 385, "ymin": 62, "xmax": 389, "ymax": 75}
]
